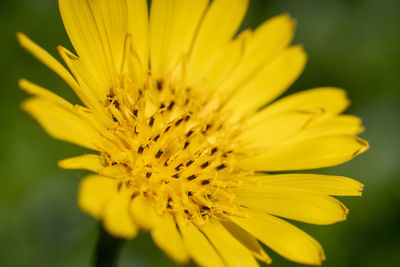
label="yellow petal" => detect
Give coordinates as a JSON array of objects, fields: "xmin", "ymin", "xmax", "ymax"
[
  {"xmin": 150, "ymin": 0, "xmax": 208, "ymax": 78},
  {"xmin": 58, "ymin": 154, "xmax": 104, "ymax": 172},
  {"xmin": 16, "ymin": 33, "xmax": 80, "ymax": 92},
  {"xmin": 130, "ymin": 196, "xmax": 158, "ymax": 230},
  {"xmin": 19, "ymin": 79, "xmax": 72, "ymax": 110},
  {"xmin": 234, "ymin": 187, "xmax": 349, "ymax": 225},
  {"xmin": 22, "ymin": 98, "xmax": 98, "ymax": 150},
  {"xmin": 296, "ymin": 115, "xmax": 364, "ymax": 140},
  {"xmin": 224, "ymin": 46, "xmax": 307, "ymax": 118},
  {"xmin": 238, "ymin": 110, "xmax": 319, "ymax": 150},
  {"xmin": 151, "ymin": 213, "xmax": 189, "ymax": 264},
  {"xmin": 59, "ymin": 0, "xmax": 127, "ymax": 88},
  {"xmin": 230, "ymin": 209, "xmax": 326, "ymax": 265},
  {"xmin": 58, "ymin": 46, "xmax": 107, "ymax": 109},
  {"xmin": 127, "ymin": 0, "xmax": 149, "ymax": 72},
  {"xmin": 248, "ymin": 87, "xmax": 350, "ymax": 125},
  {"xmin": 218, "ymin": 14, "xmax": 296, "ymax": 95},
  {"xmin": 78, "ymin": 175, "xmax": 118, "ymax": 218},
  {"xmin": 247, "ymin": 174, "xmax": 364, "ymax": 196},
  {"xmin": 179, "ymin": 222, "xmax": 224, "ymax": 267},
  {"xmin": 203, "ymin": 219, "xmax": 259, "ymax": 267},
  {"xmin": 240, "ymin": 135, "xmax": 369, "ymax": 171},
  {"xmin": 188, "ymin": 0, "xmax": 249, "ymax": 79},
  {"xmin": 196, "ymin": 32, "xmax": 248, "ymax": 91},
  {"xmin": 221, "ymin": 220, "xmax": 272, "ymax": 264},
  {"xmin": 103, "ymin": 191, "xmax": 138, "ymax": 238}
]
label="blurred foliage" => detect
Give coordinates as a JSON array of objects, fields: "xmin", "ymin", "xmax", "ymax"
[{"xmin": 1, "ymin": 0, "xmax": 399, "ymax": 266}]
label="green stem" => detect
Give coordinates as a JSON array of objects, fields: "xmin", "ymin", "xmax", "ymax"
[{"xmin": 93, "ymin": 225, "xmax": 126, "ymax": 267}]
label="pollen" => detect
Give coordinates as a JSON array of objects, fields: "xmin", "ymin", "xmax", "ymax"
[{"xmin": 100, "ymin": 76, "xmax": 244, "ymax": 225}]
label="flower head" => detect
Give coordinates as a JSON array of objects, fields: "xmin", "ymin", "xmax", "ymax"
[{"xmin": 18, "ymin": 0, "xmax": 368, "ymax": 266}]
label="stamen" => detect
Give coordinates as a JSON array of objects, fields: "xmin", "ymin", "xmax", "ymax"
[
  {"xmin": 149, "ymin": 116, "xmax": 155, "ymax": 127},
  {"xmin": 186, "ymin": 129, "xmax": 194, "ymax": 137},
  {"xmin": 201, "ymin": 179, "xmax": 210, "ymax": 185},
  {"xmin": 175, "ymin": 118, "xmax": 184, "ymax": 126},
  {"xmin": 156, "ymin": 80, "xmax": 163, "ymax": 91},
  {"xmin": 187, "ymin": 174, "xmax": 197, "ymax": 181},
  {"xmin": 216, "ymin": 163, "xmax": 227, "ymax": 171},
  {"xmin": 175, "ymin": 163, "xmax": 184, "ymax": 171},
  {"xmin": 200, "ymin": 161, "xmax": 210, "ymax": 169},
  {"xmin": 183, "ymin": 141, "xmax": 190, "ymax": 149},
  {"xmin": 167, "ymin": 101, "xmax": 175, "ymax": 111},
  {"xmin": 155, "ymin": 150, "xmax": 163, "ymax": 158}
]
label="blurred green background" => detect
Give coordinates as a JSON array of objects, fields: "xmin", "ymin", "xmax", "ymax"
[{"xmin": 1, "ymin": 0, "xmax": 399, "ymax": 266}]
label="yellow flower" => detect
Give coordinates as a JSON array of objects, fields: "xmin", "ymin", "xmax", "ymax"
[{"xmin": 18, "ymin": 0, "xmax": 368, "ymax": 266}]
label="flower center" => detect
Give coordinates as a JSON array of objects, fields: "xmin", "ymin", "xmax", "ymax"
[{"xmin": 98, "ymin": 75, "xmax": 247, "ymax": 224}]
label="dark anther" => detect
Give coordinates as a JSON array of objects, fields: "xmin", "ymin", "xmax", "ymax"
[
  {"xmin": 186, "ymin": 160, "xmax": 194, "ymax": 167},
  {"xmin": 184, "ymin": 209, "xmax": 189, "ymax": 214},
  {"xmin": 206, "ymin": 194, "xmax": 211, "ymax": 199},
  {"xmin": 137, "ymin": 145, "xmax": 144, "ymax": 154},
  {"xmin": 146, "ymin": 172, "xmax": 152, "ymax": 178},
  {"xmin": 149, "ymin": 116, "xmax": 155, "ymax": 127},
  {"xmin": 164, "ymin": 125, "xmax": 171, "ymax": 133},
  {"xmin": 175, "ymin": 118, "xmax": 184, "ymax": 126},
  {"xmin": 139, "ymin": 89, "xmax": 143, "ymax": 96},
  {"xmin": 133, "ymin": 109, "xmax": 138, "ymax": 117},
  {"xmin": 112, "ymin": 115, "xmax": 118, "ymax": 122},
  {"xmin": 168, "ymin": 197, "xmax": 172, "ymax": 202},
  {"xmin": 134, "ymin": 125, "xmax": 139, "ymax": 135},
  {"xmin": 131, "ymin": 193, "xmax": 138, "ymax": 199},
  {"xmin": 111, "ymin": 162, "xmax": 117, "ymax": 166},
  {"xmin": 156, "ymin": 80, "xmax": 163, "ymax": 91},
  {"xmin": 216, "ymin": 164, "xmax": 227, "ymax": 171},
  {"xmin": 121, "ymin": 163, "xmax": 128, "ymax": 167},
  {"xmin": 164, "ymin": 159, "xmax": 169, "ymax": 166},
  {"xmin": 117, "ymin": 182, "xmax": 123, "ymax": 192},
  {"xmin": 186, "ymin": 129, "xmax": 194, "ymax": 138},
  {"xmin": 155, "ymin": 150, "xmax": 163, "ymax": 159},
  {"xmin": 167, "ymin": 203, "xmax": 172, "ymax": 209},
  {"xmin": 211, "ymin": 147, "xmax": 218, "ymax": 155},
  {"xmin": 175, "ymin": 163, "xmax": 184, "ymax": 171},
  {"xmin": 187, "ymin": 191, "xmax": 193, "ymax": 196},
  {"xmin": 201, "ymin": 179, "xmax": 210, "ymax": 185},
  {"xmin": 153, "ymin": 134, "xmax": 160, "ymax": 142},
  {"xmin": 167, "ymin": 101, "xmax": 175, "ymax": 111},
  {"xmin": 113, "ymin": 100, "xmax": 120, "ymax": 109},
  {"xmin": 202, "ymin": 124, "xmax": 212, "ymax": 133},
  {"xmin": 187, "ymin": 174, "xmax": 197, "ymax": 181},
  {"xmin": 184, "ymin": 115, "xmax": 191, "ymax": 121},
  {"xmin": 201, "ymin": 206, "xmax": 210, "ymax": 211},
  {"xmin": 183, "ymin": 141, "xmax": 190, "ymax": 149},
  {"xmin": 159, "ymin": 103, "xmax": 166, "ymax": 109},
  {"xmin": 200, "ymin": 161, "xmax": 210, "ymax": 169},
  {"xmin": 172, "ymin": 173, "xmax": 180, "ymax": 179}
]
